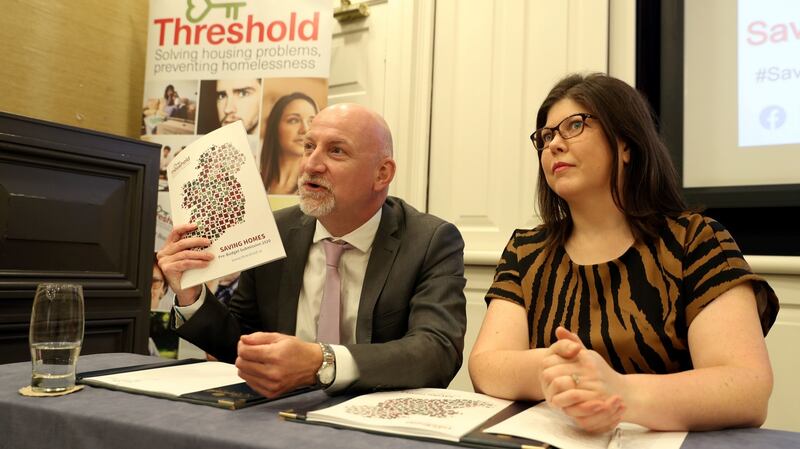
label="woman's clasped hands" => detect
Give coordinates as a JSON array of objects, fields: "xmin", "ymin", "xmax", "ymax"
[{"xmin": 540, "ymin": 327, "xmax": 627, "ymax": 433}]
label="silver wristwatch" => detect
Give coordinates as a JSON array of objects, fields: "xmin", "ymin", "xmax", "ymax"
[{"xmin": 316, "ymin": 342, "xmax": 336, "ymax": 388}]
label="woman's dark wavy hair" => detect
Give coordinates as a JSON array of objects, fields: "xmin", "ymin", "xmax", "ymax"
[
  {"xmin": 163, "ymin": 84, "xmax": 176, "ymax": 105},
  {"xmin": 259, "ymin": 92, "xmax": 318, "ymax": 192},
  {"xmin": 535, "ymin": 73, "xmax": 686, "ymax": 247}
]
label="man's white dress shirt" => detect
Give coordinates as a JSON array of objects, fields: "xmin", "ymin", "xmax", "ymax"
[{"xmin": 175, "ymin": 209, "xmax": 382, "ymax": 392}]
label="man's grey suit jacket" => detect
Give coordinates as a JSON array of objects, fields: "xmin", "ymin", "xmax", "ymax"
[{"xmin": 176, "ymin": 196, "xmax": 468, "ymax": 392}]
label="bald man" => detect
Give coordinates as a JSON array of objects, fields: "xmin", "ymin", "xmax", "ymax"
[{"xmin": 157, "ymin": 104, "xmax": 467, "ymax": 397}]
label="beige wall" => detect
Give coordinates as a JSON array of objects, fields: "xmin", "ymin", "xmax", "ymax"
[{"xmin": 0, "ymin": 1, "xmax": 149, "ymax": 138}]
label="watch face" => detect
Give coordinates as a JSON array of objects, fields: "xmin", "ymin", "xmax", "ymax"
[
  {"xmin": 319, "ymin": 365, "xmax": 335, "ymax": 385},
  {"xmin": 317, "ymin": 343, "xmax": 335, "ymax": 386}
]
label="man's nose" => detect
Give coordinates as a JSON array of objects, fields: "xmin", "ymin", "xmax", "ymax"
[
  {"xmin": 224, "ymin": 99, "xmax": 236, "ymax": 113},
  {"xmin": 303, "ymin": 147, "xmax": 325, "ymax": 172}
]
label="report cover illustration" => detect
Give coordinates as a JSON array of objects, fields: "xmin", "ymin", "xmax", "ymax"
[
  {"xmin": 167, "ymin": 121, "xmax": 286, "ymax": 289},
  {"xmin": 302, "ymin": 388, "xmax": 512, "ymax": 442}
]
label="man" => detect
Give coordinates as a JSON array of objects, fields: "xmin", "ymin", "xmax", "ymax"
[
  {"xmin": 215, "ymin": 78, "xmax": 261, "ymax": 134},
  {"xmin": 157, "ymin": 104, "xmax": 466, "ymax": 398},
  {"xmin": 150, "ymin": 257, "xmax": 168, "ymax": 310},
  {"xmin": 206, "ymin": 272, "xmax": 240, "ymax": 306}
]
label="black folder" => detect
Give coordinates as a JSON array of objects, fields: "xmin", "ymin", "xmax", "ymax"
[{"xmin": 78, "ymin": 358, "xmax": 314, "ymax": 410}]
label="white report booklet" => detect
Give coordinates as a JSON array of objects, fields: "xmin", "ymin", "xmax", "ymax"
[
  {"xmin": 82, "ymin": 361, "xmax": 243, "ymax": 397},
  {"xmin": 284, "ymin": 388, "xmax": 687, "ymax": 448},
  {"xmin": 301, "ymin": 388, "xmax": 513, "ymax": 442},
  {"xmin": 166, "ymin": 121, "xmax": 286, "ymax": 289},
  {"xmin": 484, "ymin": 402, "xmax": 687, "ymax": 449},
  {"xmin": 78, "ymin": 359, "xmax": 312, "ymax": 410}
]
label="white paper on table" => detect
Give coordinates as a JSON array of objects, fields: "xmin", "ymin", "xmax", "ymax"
[
  {"xmin": 484, "ymin": 402, "xmax": 687, "ymax": 449},
  {"xmin": 613, "ymin": 423, "xmax": 687, "ymax": 449},
  {"xmin": 83, "ymin": 361, "xmax": 243, "ymax": 396},
  {"xmin": 166, "ymin": 121, "xmax": 286, "ymax": 289}
]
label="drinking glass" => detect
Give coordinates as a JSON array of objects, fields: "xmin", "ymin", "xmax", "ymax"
[{"xmin": 29, "ymin": 283, "xmax": 85, "ymax": 392}]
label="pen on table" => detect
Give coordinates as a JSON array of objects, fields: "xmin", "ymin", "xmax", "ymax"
[{"xmin": 607, "ymin": 427, "xmax": 623, "ymax": 449}]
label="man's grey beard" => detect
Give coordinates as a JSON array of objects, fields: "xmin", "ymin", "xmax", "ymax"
[{"xmin": 298, "ymin": 174, "xmax": 335, "ymax": 217}]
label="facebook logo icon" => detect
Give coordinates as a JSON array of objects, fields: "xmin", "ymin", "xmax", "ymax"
[{"xmin": 759, "ymin": 106, "xmax": 786, "ymax": 130}]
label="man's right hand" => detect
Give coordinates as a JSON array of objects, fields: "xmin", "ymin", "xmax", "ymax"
[
  {"xmin": 156, "ymin": 223, "xmax": 214, "ymax": 306},
  {"xmin": 236, "ymin": 333, "xmax": 323, "ymax": 398}
]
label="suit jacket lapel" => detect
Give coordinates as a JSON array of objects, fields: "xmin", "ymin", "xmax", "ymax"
[
  {"xmin": 356, "ymin": 201, "xmax": 401, "ymax": 343},
  {"xmin": 276, "ymin": 214, "xmax": 316, "ymax": 335}
]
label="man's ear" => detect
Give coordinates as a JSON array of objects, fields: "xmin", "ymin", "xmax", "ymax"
[{"xmin": 374, "ymin": 158, "xmax": 396, "ymax": 191}]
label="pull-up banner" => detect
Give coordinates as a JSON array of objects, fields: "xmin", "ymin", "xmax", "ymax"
[{"xmin": 141, "ymin": 0, "xmax": 332, "ymax": 259}]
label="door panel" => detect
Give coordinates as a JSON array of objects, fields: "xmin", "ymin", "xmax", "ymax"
[{"xmin": 329, "ymin": 1, "xmax": 388, "ymax": 108}]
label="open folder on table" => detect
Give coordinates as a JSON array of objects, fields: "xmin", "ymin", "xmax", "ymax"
[
  {"xmin": 280, "ymin": 388, "xmax": 547, "ymax": 449},
  {"xmin": 77, "ymin": 358, "xmax": 313, "ymax": 410},
  {"xmin": 280, "ymin": 388, "xmax": 687, "ymax": 449}
]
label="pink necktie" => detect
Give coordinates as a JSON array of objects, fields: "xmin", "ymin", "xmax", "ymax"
[{"xmin": 317, "ymin": 239, "xmax": 351, "ymax": 344}]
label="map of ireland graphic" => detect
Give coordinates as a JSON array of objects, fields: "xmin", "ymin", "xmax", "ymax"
[
  {"xmin": 181, "ymin": 142, "xmax": 247, "ymax": 244},
  {"xmin": 345, "ymin": 398, "xmax": 494, "ymax": 420}
]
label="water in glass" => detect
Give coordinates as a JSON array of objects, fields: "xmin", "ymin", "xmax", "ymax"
[
  {"xmin": 30, "ymin": 341, "xmax": 82, "ymax": 391},
  {"xmin": 29, "ymin": 283, "xmax": 84, "ymax": 393}
]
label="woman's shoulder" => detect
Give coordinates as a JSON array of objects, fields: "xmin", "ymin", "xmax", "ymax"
[
  {"xmin": 493, "ymin": 226, "xmax": 553, "ymax": 273},
  {"xmin": 503, "ymin": 225, "xmax": 551, "ymax": 254},
  {"xmin": 660, "ymin": 212, "xmax": 725, "ymax": 244},
  {"xmin": 509, "ymin": 225, "xmax": 548, "ymax": 242},
  {"xmin": 676, "ymin": 211, "xmax": 720, "ymax": 223}
]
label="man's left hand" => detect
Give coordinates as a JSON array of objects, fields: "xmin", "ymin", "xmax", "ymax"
[{"xmin": 235, "ymin": 332, "xmax": 323, "ymax": 398}]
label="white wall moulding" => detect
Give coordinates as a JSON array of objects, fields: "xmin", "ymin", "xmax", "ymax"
[
  {"xmin": 428, "ymin": 0, "xmax": 608, "ymax": 258},
  {"xmin": 383, "ymin": 0, "xmax": 435, "ymax": 211},
  {"xmin": 465, "ymin": 250, "xmax": 503, "ymax": 267},
  {"xmin": 327, "ymin": 0, "xmax": 433, "ymax": 212},
  {"xmin": 608, "ymin": 0, "xmax": 637, "ymax": 84},
  {"xmin": 746, "ymin": 256, "xmax": 800, "ymax": 276}
]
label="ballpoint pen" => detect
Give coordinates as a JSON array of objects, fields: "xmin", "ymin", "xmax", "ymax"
[{"xmin": 607, "ymin": 427, "xmax": 623, "ymax": 449}]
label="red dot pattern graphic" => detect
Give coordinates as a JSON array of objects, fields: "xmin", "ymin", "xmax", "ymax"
[{"xmin": 345, "ymin": 398, "xmax": 494, "ymax": 420}]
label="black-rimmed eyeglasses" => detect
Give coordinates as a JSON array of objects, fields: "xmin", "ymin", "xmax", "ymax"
[{"xmin": 530, "ymin": 113, "xmax": 594, "ymax": 152}]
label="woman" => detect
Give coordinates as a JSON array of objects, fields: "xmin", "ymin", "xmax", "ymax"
[
  {"xmin": 142, "ymin": 85, "xmax": 180, "ymax": 134},
  {"xmin": 161, "ymin": 84, "xmax": 180, "ymax": 117},
  {"xmin": 150, "ymin": 255, "xmax": 168, "ymax": 310},
  {"xmin": 259, "ymin": 92, "xmax": 318, "ymax": 194},
  {"xmin": 469, "ymin": 73, "xmax": 779, "ymax": 433}
]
